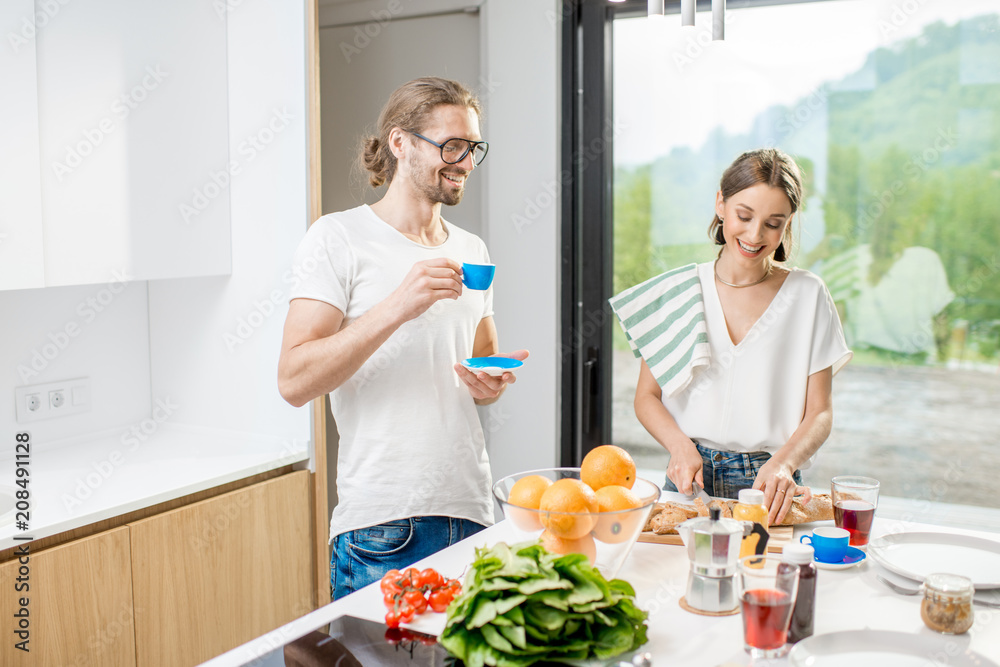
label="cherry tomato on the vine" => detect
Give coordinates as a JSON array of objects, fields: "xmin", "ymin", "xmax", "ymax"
[
  {"xmin": 385, "ymin": 609, "xmax": 402, "ymax": 628},
  {"xmin": 398, "ymin": 601, "xmax": 416, "ymax": 624},
  {"xmin": 403, "ymin": 589, "xmax": 428, "ymax": 614},
  {"xmin": 428, "ymin": 588, "xmax": 452, "ymax": 613},
  {"xmin": 415, "ymin": 567, "xmax": 443, "ymax": 589}
]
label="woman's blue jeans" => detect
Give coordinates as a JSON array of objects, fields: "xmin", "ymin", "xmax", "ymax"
[
  {"xmin": 330, "ymin": 516, "xmax": 486, "ymax": 600},
  {"xmin": 663, "ymin": 441, "xmax": 803, "ymax": 499}
]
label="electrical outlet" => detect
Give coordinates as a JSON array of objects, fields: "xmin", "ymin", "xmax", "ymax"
[
  {"xmin": 16, "ymin": 378, "xmax": 90, "ymax": 423},
  {"xmin": 50, "ymin": 390, "xmax": 65, "ymax": 409}
]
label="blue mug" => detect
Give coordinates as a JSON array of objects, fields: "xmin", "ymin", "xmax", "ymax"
[
  {"xmin": 800, "ymin": 526, "xmax": 850, "ymax": 563},
  {"xmin": 462, "ymin": 263, "xmax": 495, "ymax": 290}
]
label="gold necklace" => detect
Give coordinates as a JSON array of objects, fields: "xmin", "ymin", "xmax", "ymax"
[{"xmin": 714, "ymin": 258, "xmax": 771, "ymax": 288}]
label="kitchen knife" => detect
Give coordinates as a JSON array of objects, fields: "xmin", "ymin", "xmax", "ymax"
[{"xmin": 687, "ymin": 481, "xmax": 713, "ymax": 506}]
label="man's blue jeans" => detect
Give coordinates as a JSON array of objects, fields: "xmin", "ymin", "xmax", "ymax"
[
  {"xmin": 662, "ymin": 441, "xmax": 803, "ymax": 499},
  {"xmin": 330, "ymin": 516, "xmax": 486, "ymax": 600}
]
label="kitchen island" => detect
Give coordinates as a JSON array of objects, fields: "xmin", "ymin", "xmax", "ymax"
[{"xmin": 205, "ymin": 512, "xmax": 1000, "ymax": 666}]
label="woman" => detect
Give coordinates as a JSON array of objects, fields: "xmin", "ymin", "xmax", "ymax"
[{"xmin": 633, "ymin": 148, "xmax": 852, "ymax": 525}]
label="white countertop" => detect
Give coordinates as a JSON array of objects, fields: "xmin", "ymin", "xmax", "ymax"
[
  {"xmin": 203, "ymin": 513, "xmax": 1000, "ymax": 667},
  {"xmin": 0, "ymin": 423, "xmax": 308, "ymax": 551}
]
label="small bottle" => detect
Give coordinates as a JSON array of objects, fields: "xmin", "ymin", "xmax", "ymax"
[
  {"xmin": 782, "ymin": 542, "xmax": 817, "ymax": 643},
  {"xmin": 921, "ymin": 573, "xmax": 974, "ymax": 635},
  {"xmin": 733, "ymin": 489, "xmax": 769, "ymax": 559}
]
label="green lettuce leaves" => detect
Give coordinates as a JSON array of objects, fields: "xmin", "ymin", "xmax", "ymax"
[{"xmin": 439, "ymin": 541, "xmax": 648, "ymax": 667}]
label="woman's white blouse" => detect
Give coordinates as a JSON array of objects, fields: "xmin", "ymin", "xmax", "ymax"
[{"xmin": 661, "ymin": 262, "xmax": 852, "ymax": 461}]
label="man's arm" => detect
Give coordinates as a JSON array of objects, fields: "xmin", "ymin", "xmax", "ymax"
[
  {"xmin": 277, "ymin": 297, "xmax": 402, "ymax": 407},
  {"xmin": 278, "ymin": 258, "xmax": 464, "ymax": 407}
]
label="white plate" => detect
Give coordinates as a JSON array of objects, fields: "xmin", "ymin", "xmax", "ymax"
[
  {"xmin": 788, "ymin": 630, "xmax": 999, "ymax": 667},
  {"xmin": 867, "ymin": 532, "xmax": 1000, "ymax": 589}
]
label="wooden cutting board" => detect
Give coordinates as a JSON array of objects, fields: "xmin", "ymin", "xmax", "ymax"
[{"xmin": 637, "ymin": 524, "xmax": 794, "ymax": 553}]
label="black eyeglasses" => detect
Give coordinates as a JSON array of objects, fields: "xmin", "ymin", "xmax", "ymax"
[{"xmin": 409, "ymin": 131, "xmax": 489, "ymax": 166}]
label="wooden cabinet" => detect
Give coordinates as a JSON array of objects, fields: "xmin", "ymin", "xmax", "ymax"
[
  {"xmin": 0, "ymin": 527, "xmax": 137, "ymax": 666},
  {"xmin": 130, "ymin": 471, "xmax": 313, "ymax": 667},
  {"xmin": 0, "ymin": 471, "xmax": 314, "ymax": 667}
]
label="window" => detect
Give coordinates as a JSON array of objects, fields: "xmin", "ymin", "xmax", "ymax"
[{"xmin": 566, "ymin": 0, "xmax": 1000, "ymax": 520}]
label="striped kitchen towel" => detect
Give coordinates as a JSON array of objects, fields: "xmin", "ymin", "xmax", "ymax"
[{"xmin": 608, "ymin": 263, "xmax": 711, "ymax": 398}]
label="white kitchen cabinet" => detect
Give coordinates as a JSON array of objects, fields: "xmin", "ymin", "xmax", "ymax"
[
  {"xmin": 0, "ymin": 1, "xmax": 45, "ymax": 291},
  {"xmin": 30, "ymin": 0, "xmax": 231, "ymax": 287}
]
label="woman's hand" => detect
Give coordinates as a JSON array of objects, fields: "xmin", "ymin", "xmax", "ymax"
[
  {"xmin": 753, "ymin": 458, "xmax": 811, "ymax": 525},
  {"xmin": 666, "ymin": 440, "xmax": 705, "ymax": 496}
]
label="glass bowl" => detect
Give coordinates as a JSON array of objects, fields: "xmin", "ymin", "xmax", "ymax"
[{"xmin": 492, "ymin": 467, "xmax": 660, "ymax": 578}]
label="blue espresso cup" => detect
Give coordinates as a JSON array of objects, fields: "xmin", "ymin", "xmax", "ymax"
[
  {"xmin": 800, "ymin": 526, "xmax": 850, "ymax": 563},
  {"xmin": 462, "ymin": 262, "xmax": 495, "ymax": 290}
]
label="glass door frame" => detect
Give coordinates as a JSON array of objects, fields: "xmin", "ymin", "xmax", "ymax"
[{"xmin": 560, "ymin": 0, "xmax": 825, "ymax": 465}]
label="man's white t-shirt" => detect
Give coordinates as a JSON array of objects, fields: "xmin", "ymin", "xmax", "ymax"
[
  {"xmin": 289, "ymin": 205, "xmax": 495, "ymax": 540},
  {"xmin": 662, "ymin": 262, "xmax": 852, "ymax": 463}
]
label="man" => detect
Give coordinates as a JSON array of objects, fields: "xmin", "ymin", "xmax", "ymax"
[{"xmin": 278, "ymin": 77, "xmax": 527, "ymax": 599}]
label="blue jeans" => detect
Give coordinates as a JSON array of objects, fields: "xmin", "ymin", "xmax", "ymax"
[
  {"xmin": 663, "ymin": 441, "xmax": 803, "ymax": 499},
  {"xmin": 330, "ymin": 516, "xmax": 486, "ymax": 600}
]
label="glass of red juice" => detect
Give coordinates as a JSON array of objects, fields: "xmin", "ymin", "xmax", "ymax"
[
  {"xmin": 831, "ymin": 476, "xmax": 879, "ymax": 547},
  {"xmin": 737, "ymin": 555, "xmax": 800, "ymax": 659}
]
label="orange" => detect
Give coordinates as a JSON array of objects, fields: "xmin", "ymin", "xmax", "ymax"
[
  {"xmin": 592, "ymin": 485, "xmax": 644, "ymax": 544},
  {"xmin": 581, "ymin": 445, "xmax": 636, "ymax": 491},
  {"xmin": 506, "ymin": 474, "xmax": 553, "ymax": 531},
  {"xmin": 539, "ymin": 478, "xmax": 599, "ymax": 539},
  {"xmin": 540, "ymin": 530, "xmax": 597, "ymax": 565}
]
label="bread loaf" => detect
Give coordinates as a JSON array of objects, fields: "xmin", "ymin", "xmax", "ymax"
[{"xmin": 642, "ymin": 493, "xmax": 834, "ymax": 535}]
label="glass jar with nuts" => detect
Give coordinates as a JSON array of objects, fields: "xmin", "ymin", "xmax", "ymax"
[{"xmin": 921, "ymin": 573, "xmax": 974, "ymax": 635}]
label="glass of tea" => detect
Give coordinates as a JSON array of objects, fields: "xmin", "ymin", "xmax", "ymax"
[
  {"xmin": 831, "ymin": 476, "xmax": 879, "ymax": 547},
  {"xmin": 737, "ymin": 555, "xmax": 800, "ymax": 659}
]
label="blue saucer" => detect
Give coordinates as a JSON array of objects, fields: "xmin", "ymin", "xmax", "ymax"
[
  {"xmin": 461, "ymin": 357, "xmax": 524, "ymax": 377},
  {"xmin": 814, "ymin": 545, "xmax": 866, "ymax": 570}
]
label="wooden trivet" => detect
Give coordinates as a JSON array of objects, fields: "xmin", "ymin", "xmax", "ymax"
[{"xmin": 678, "ymin": 596, "xmax": 739, "ymax": 617}]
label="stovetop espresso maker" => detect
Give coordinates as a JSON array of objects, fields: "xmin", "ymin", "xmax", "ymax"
[{"xmin": 678, "ymin": 507, "xmax": 769, "ymax": 613}]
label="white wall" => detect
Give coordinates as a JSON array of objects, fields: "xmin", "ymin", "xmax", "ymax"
[
  {"xmin": 148, "ymin": 0, "xmax": 311, "ymax": 444},
  {"xmin": 0, "ymin": 280, "xmax": 151, "ymax": 445},
  {"xmin": 480, "ymin": 0, "xmax": 562, "ymax": 479},
  {"xmin": 318, "ymin": 11, "xmax": 483, "ymax": 234}
]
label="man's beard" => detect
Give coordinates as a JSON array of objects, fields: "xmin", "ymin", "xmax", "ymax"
[{"xmin": 409, "ymin": 159, "xmax": 467, "ymax": 206}]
